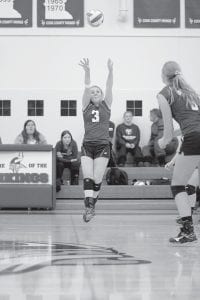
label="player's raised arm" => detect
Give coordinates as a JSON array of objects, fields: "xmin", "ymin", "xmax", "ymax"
[
  {"xmin": 105, "ymin": 58, "xmax": 113, "ymax": 109},
  {"xmin": 79, "ymin": 58, "xmax": 91, "ymax": 111}
]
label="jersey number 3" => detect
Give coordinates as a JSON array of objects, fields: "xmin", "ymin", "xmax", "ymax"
[{"xmin": 91, "ymin": 110, "xmax": 100, "ymax": 122}]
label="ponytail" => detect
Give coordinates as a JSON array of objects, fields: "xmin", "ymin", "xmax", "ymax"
[
  {"xmin": 162, "ymin": 61, "xmax": 200, "ymax": 107},
  {"xmin": 171, "ymin": 74, "xmax": 200, "ymax": 108}
]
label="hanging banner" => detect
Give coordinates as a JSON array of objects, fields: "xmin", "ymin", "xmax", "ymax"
[
  {"xmin": 37, "ymin": 0, "xmax": 84, "ymax": 27},
  {"xmin": 0, "ymin": 0, "xmax": 32, "ymax": 27},
  {"xmin": 134, "ymin": 0, "xmax": 180, "ymax": 28},
  {"xmin": 185, "ymin": 0, "xmax": 200, "ymax": 28}
]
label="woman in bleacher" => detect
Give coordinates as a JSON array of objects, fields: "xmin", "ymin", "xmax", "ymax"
[
  {"xmin": 79, "ymin": 58, "xmax": 113, "ymax": 222},
  {"xmin": 55, "ymin": 130, "xmax": 80, "ymax": 191},
  {"xmin": 157, "ymin": 61, "xmax": 200, "ymax": 244},
  {"xmin": 15, "ymin": 120, "xmax": 47, "ymax": 145}
]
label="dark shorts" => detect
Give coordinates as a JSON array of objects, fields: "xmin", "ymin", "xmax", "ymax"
[
  {"xmin": 81, "ymin": 142, "xmax": 110, "ymax": 159},
  {"xmin": 180, "ymin": 132, "xmax": 200, "ymax": 155}
]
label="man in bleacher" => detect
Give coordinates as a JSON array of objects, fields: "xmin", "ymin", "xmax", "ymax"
[
  {"xmin": 142, "ymin": 108, "xmax": 178, "ymax": 167},
  {"xmin": 115, "ymin": 111, "xmax": 143, "ymax": 167}
]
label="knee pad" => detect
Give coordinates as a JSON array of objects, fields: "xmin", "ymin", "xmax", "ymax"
[
  {"xmin": 171, "ymin": 185, "xmax": 185, "ymax": 197},
  {"xmin": 185, "ymin": 184, "xmax": 196, "ymax": 195},
  {"xmin": 83, "ymin": 178, "xmax": 94, "ymax": 190},
  {"xmin": 93, "ymin": 182, "xmax": 102, "ymax": 192}
]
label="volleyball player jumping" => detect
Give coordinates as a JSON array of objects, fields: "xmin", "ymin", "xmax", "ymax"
[
  {"xmin": 158, "ymin": 61, "xmax": 200, "ymax": 244},
  {"xmin": 79, "ymin": 58, "xmax": 113, "ymax": 222}
]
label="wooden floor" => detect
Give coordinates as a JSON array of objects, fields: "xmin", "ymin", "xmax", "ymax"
[{"xmin": 0, "ymin": 206, "xmax": 200, "ymax": 300}]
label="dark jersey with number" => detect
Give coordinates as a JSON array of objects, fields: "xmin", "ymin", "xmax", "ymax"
[
  {"xmin": 159, "ymin": 86, "xmax": 200, "ymax": 136},
  {"xmin": 83, "ymin": 101, "xmax": 111, "ymax": 144}
]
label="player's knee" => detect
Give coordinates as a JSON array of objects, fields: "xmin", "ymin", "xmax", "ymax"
[
  {"xmin": 171, "ymin": 185, "xmax": 185, "ymax": 197},
  {"xmin": 185, "ymin": 184, "xmax": 196, "ymax": 195},
  {"xmin": 83, "ymin": 178, "xmax": 94, "ymax": 190},
  {"xmin": 93, "ymin": 182, "xmax": 102, "ymax": 192}
]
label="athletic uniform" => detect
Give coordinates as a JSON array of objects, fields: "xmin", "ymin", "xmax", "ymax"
[
  {"xmin": 81, "ymin": 101, "xmax": 111, "ymax": 159},
  {"xmin": 159, "ymin": 85, "xmax": 199, "ymax": 243},
  {"xmin": 159, "ymin": 86, "xmax": 200, "ymax": 155}
]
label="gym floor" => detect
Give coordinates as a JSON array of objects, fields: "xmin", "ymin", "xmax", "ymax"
[{"xmin": 0, "ymin": 210, "xmax": 199, "ymax": 300}]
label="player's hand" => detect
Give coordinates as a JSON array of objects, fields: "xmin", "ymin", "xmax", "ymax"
[
  {"xmin": 79, "ymin": 58, "xmax": 90, "ymax": 72},
  {"xmin": 158, "ymin": 138, "xmax": 167, "ymax": 149},
  {"xmin": 165, "ymin": 160, "xmax": 175, "ymax": 170},
  {"xmin": 107, "ymin": 58, "xmax": 113, "ymax": 71}
]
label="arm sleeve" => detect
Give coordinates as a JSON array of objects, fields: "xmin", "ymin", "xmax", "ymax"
[
  {"xmin": 55, "ymin": 142, "xmax": 62, "ymax": 152},
  {"xmin": 134, "ymin": 126, "xmax": 140, "ymax": 147},
  {"xmin": 116, "ymin": 125, "xmax": 126, "ymax": 145},
  {"xmin": 71, "ymin": 142, "xmax": 78, "ymax": 159}
]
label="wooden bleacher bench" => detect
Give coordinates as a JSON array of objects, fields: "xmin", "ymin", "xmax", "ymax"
[{"xmin": 57, "ymin": 167, "xmax": 173, "ymax": 200}]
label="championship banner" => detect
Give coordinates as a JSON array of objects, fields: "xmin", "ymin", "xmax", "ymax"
[
  {"xmin": 37, "ymin": 0, "xmax": 84, "ymax": 27},
  {"xmin": 0, "ymin": 0, "xmax": 32, "ymax": 27},
  {"xmin": 134, "ymin": 0, "xmax": 180, "ymax": 28},
  {"xmin": 185, "ymin": 0, "xmax": 200, "ymax": 28}
]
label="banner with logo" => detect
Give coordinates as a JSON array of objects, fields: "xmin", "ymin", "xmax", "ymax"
[
  {"xmin": 185, "ymin": 0, "xmax": 200, "ymax": 28},
  {"xmin": 0, "ymin": 151, "xmax": 52, "ymax": 184},
  {"xmin": 134, "ymin": 0, "xmax": 180, "ymax": 28},
  {"xmin": 0, "ymin": 0, "xmax": 32, "ymax": 27},
  {"xmin": 37, "ymin": 0, "xmax": 84, "ymax": 27}
]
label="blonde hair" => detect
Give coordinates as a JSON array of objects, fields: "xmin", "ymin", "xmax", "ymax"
[{"xmin": 162, "ymin": 61, "xmax": 200, "ymax": 107}]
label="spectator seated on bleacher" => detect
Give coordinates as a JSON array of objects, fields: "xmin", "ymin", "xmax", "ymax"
[
  {"xmin": 115, "ymin": 111, "xmax": 143, "ymax": 167},
  {"xmin": 142, "ymin": 108, "xmax": 178, "ymax": 167},
  {"xmin": 15, "ymin": 119, "xmax": 47, "ymax": 145},
  {"xmin": 56, "ymin": 130, "xmax": 80, "ymax": 192}
]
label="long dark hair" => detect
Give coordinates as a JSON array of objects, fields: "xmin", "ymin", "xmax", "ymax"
[
  {"xmin": 21, "ymin": 120, "xmax": 40, "ymax": 144},
  {"xmin": 60, "ymin": 130, "xmax": 74, "ymax": 149}
]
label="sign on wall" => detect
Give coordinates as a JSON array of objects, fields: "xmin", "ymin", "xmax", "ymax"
[
  {"xmin": 0, "ymin": 151, "xmax": 52, "ymax": 184},
  {"xmin": 37, "ymin": 0, "xmax": 84, "ymax": 27},
  {"xmin": 0, "ymin": 0, "xmax": 32, "ymax": 27},
  {"xmin": 185, "ymin": 0, "xmax": 200, "ymax": 28},
  {"xmin": 134, "ymin": 0, "xmax": 180, "ymax": 28}
]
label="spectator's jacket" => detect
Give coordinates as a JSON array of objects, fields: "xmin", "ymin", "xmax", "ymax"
[
  {"xmin": 55, "ymin": 140, "xmax": 78, "ymax": 162},
  {"xmin": 116, "ymin": 123, "xmax": 140, "ymax": 147}
]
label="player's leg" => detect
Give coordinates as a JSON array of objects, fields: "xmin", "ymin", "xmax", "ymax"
[
  {"xmin": 170, "ymin": 154, "xmax": 199, "ymax": 243},
  {"xmin": 86, "ymin": 144, "xmax": 110, "ymax": 221},
  {"xmin": 81, "ymin": 155, "xmax": 95, "ymax": 222},
  {"xmin": 94, "ymin": 157, "xmax": 109, "ymax": 200},
  {"xmin": 81, "ymin": 144, "xmax": 95, "ymax": 222},
  {"xmin": 187, "ymin": 168, "xmax": 199, "ymax": 211}
]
